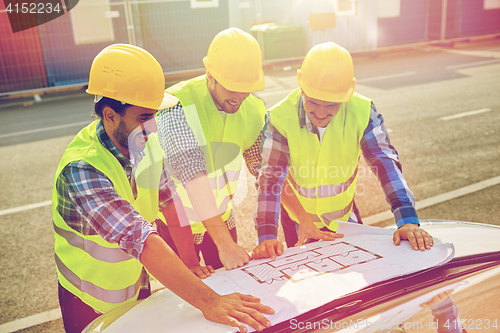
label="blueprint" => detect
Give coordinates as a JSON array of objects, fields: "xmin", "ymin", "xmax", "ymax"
[
  {"xmin": 242, "ymin": 241, "xmax": 382, "ymax": 284},
  {"xmin": 103, "ymin": 222, "xmax": 455, "ymax": 333}
]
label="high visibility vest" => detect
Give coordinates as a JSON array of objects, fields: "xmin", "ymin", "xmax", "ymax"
[
  {"xmin": 52, "ymin": 121, "xmax": 162, "ymax": 314},
  {"xmin": 163, "ymin": 75, "xmax": 266, "ymax": 233},
  {"xmin": 270, "ymin": 88, "xmax": 371, "ymax": 231}
]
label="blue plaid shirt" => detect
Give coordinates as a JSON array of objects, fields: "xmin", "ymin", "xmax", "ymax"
[
  {"xmin": 255, "ymin": 96, "xmax": 419, "ymax": 242},
  {"xmin": 55, "ymin": 120, "xmax": 177, "ymax": 261}
]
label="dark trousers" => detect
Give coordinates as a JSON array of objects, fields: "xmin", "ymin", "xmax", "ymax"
[
  {"xmin": 58, "ymin": 282, "xmax": 151, "ymax": 333},
  {"xmin": 157, "ymin": 221, "xmax": 238, "ymax": 270},
  {"xmin": 280, "ymin": 202, "xmax": 363, "ymax": 248}
]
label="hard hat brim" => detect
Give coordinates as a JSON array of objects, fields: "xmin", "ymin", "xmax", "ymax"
[
  {"xmin": 203, "ymin": 56, "xmax": 265, "ymax": 93},
  {"xmin": 158, "ymin": 91, "xmax": 179, "ymax": 110},
  {"xmin": 298, "ymin": 70, "xmax": 356, "ymax": 103},
  {"xmin": 87, "ymin": 89, "xmax": 180, "ymax": 110}
]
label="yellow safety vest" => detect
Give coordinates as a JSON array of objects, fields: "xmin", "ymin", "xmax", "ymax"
[
  {"xmin": 52, "ymin": 121, "xmax": 162, "ymax": 313},
  {"xmin": 163, "ymin": 75, "xmax": 266, "ymax": 233},
  {"xmin": 270, "ymin": 89, "xmax": 371, "ymax": 231}
]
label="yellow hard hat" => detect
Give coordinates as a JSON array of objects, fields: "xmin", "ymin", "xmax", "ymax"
[
  {"xmin": 86, "ymin": 44, "xmax": 178, "ymax": 110},
  {"xmin": 297, "ymin": 42, "xmax": 356, "ymax": 103},
  {"xmin": 203, "ymin": 28, "xmax": 265, "ymax": 93}
]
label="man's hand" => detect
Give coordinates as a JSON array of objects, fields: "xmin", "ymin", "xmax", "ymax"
[
  {"xmin": 188, "ymin": 264, "xmax": 215, "ymax": 279},
  {"xmin": 252, "ymin": 239, "xmax": 284, "ymax": 260},
  {"xmin": 296, "ymin": 219, "xmax": 344, "ymax": 246},
  {"xmin": 393, "ymin": 223, "xmax": 434, "ymax": 251},
  {"xmin": 218, "ymin": 241, "xmax": 251, "ymax": 269},
  {"xmin": 202, "ymin": 293, "xmax": 275, "ymax": 333},
  {"xmin": 184, "ymin": 175, "xmax": 250, "ymax": 270},
  {"xmin": 141, "ymin": 234, "xmax": 273, "ymax": 333}
]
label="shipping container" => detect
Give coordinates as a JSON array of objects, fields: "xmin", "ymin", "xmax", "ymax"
[{"xmin": 0, "ymin": 2, "xmax": 48, "ymax": 94}]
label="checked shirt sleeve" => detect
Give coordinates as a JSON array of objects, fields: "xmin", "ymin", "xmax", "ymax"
[
  {"xmin": 254, "ymin": 112, "xmax": 290, "ymax": 242},
  {"xmin": 158, "ymin": 166, "xmax": 179, "ymax": 212},
  {"xmin": 243, "ymin": 135, "xmax": 262, "ymax": 178},
  {"xmin": 62, "ymin": 161, "xmax": 157, "ymax": 261},
  {"xmin": 156, "ymin": 103, "xmax": 206, "ymax": 184},
  {"xmin": 360, "ymin": 102, "xmax": 419, "ymax": 228}
]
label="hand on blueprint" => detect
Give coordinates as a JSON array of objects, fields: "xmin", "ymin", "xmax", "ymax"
[
  {"xmin": 188, "ymin": 264, "xmax": 215, "ymax": 279},
  {"xmin": 203, "ymin": 293, "xmax": 275, "ymax": 333},
  {"xmin": 393, "ymin": 223, "xmax": 434, "ymax": 251},
  {"xmin": 252, "ymin": 239, "xmax": 284, "ymax": 260},
  {"xmin": 218, "ymin": 241, "xmax": 252, "ymax": 269},
  {"xmin": 420, "ymin": 289, "xmax": 454, "ymax": 307},
  {"xmin": 296, "ymin": 218, "xmax": 344, "ymax": 246}
]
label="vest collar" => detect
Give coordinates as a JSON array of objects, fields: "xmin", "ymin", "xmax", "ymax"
[
  {"xmin": 95, "ymin": 120, "xmax": 145, "ymax": 170},
  {"xmin": 298, "ymin": 95, "xmax": 320, "ymax": 136}
]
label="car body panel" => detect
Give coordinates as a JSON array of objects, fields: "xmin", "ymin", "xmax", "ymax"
[{"xmin": 83, "ymin": 221, "xmax": 500, "ymax": 333}]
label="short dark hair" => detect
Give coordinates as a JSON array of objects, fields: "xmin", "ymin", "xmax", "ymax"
[{"xmin": 93, "ymin": 97, "xmax": 131, "ymax": 119}]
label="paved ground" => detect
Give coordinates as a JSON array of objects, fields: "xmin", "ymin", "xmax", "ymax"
[{"xmin": 1, "ymin": 37, "xmax": 499, "ymax": 332}]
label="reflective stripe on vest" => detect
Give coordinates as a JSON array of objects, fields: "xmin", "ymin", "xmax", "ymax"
[
  {"xmin": 304, "ymin": 200, "xmax": 354, "ymax": 224},
  {"xmin": 183, "ymin": 193, "xmax": 234, "ymax": 223},
  {"xmin": 52, "ymin": 121, "xmax": 161, "ymax": 313},
  {"xmin": 164, "ymin": 75, "xmax": 265, "ymax": 233},
  {"xmin": 287, "ymin": 168, "xmax": 358, "ymax": 199},
  {"xmin": 53, "ymin": 222, "xmax": 132, "ymax": 263},
  {"xmin": 55, "ymin": 254, "xmax": 141, "ymax": 305},
  {"xmin": 271, "ymin": 89, "xmax": 371, "ymax": 231}
]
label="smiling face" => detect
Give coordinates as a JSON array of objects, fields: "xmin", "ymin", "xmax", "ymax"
[
  {"xmin": 105, "ymin": 105, "xmax": 158, "ymax": 158},
  {"xmin": 301, "ymin": 91, "xmax": 342, "ymax": 128},
  {"xmin": 207, "ymin": 71, "xmax": 250, "ymax": 114}
]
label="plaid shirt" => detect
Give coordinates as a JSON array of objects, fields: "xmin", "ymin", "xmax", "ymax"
[
  {"xmin": 157, "ymin": 103, "xmax": 206, "ymax": 184},
  {"xmin": 255, "ymin": 96, "xmax": 419, "ymax": 242},
  {"xmin": 55, "ymin": 120, "xmax": 177, "ymax": 261},
  {"xmin": 243, "ymin": 134, "xmax": 262, "ymax": 177}
]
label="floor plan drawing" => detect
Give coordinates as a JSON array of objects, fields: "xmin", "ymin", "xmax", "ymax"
[
  {"xmin": 104, "ymin": 228, "xmax": 455, "ymax": 333},
  {"xmin": 242, "ymin": 241, "xmax": 382, "ymax": 284}
]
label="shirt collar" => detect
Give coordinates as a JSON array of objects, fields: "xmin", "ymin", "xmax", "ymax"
[
  {"xmin": 298, "ymin": 95, "xmax": 346, "ymax": 134},
  {"xmin": 96, "ymin": 120, "xmax": 133, "ymax": 169},
  {"xmin": 298, "ymin": 95, "xmax": 318, "ymax": 134}
]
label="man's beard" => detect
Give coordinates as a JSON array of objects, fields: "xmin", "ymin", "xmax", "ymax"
[{"xmin": 113, "ymin": 119, "xmax": 129, "ymax": 150}]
